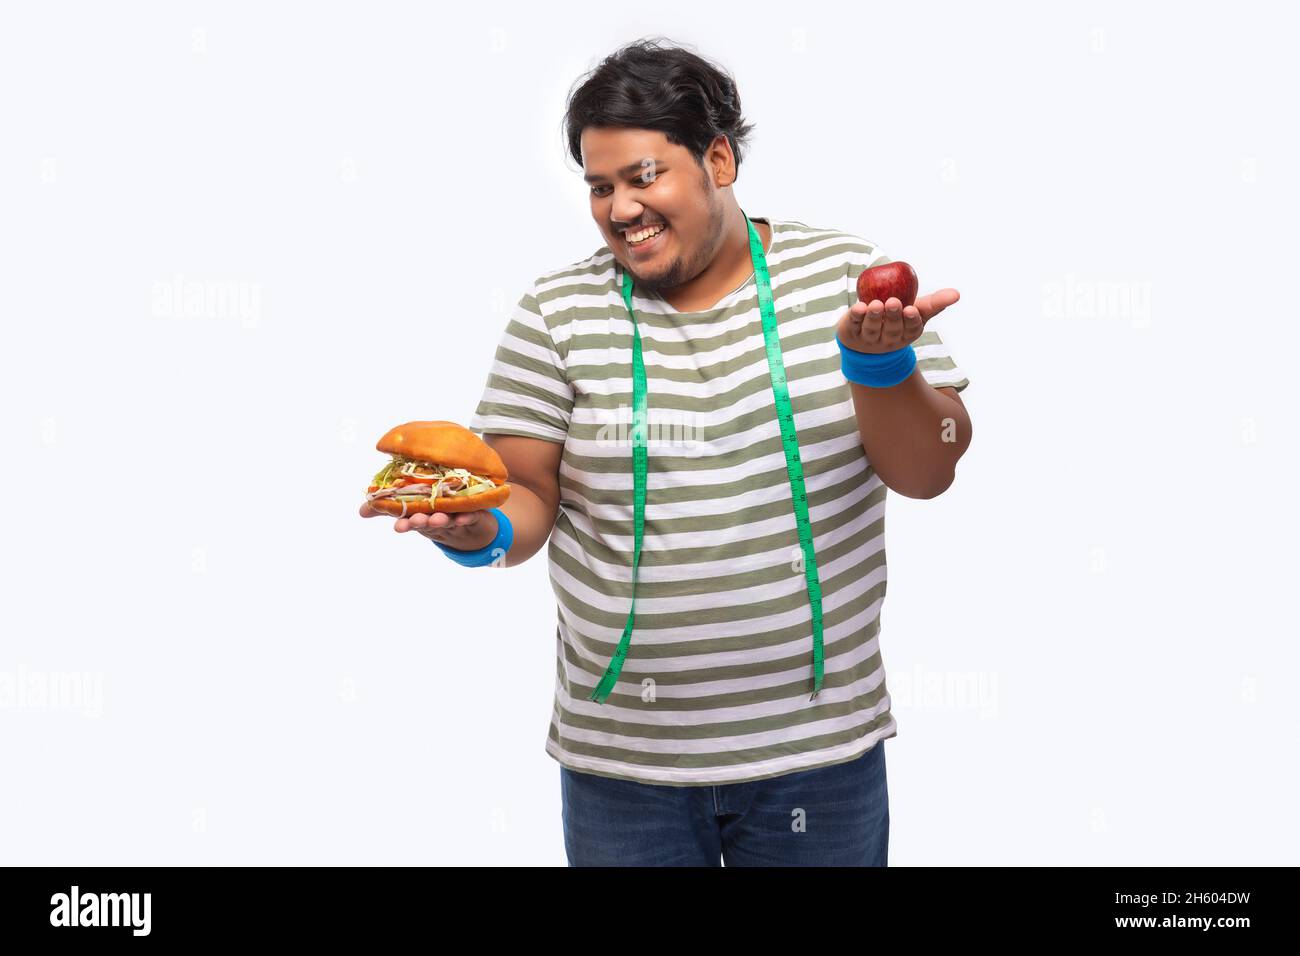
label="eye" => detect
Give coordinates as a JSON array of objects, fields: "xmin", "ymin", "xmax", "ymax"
[{"xmin": 589, "ymin": 178, "xmax": 656, "ymax": 198}]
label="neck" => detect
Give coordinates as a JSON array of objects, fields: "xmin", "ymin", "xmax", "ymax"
[{"xmin": 658, "ymin": 208, "xmax": 769, "ymax": 313}]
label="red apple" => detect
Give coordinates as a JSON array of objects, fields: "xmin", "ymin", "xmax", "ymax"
[{"xmin": 856, "ymin": 261, "xmax": 919, "ymax": 307}]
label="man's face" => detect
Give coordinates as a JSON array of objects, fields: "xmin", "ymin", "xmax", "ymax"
[{"xmin": 581, "ymin": 127, "xmax": 729, "ymax": 294}]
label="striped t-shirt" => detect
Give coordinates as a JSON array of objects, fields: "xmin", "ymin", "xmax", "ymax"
[{"xmin": 470, "ymin": 215, "xmax": 970, "ymax": 787}]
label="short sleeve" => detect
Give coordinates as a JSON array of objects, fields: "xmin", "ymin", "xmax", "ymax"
[
  {"xmin": 468, "ymin": 280, "xmax": 574, "ymax": 443},
  {"xmin": 843, "ymin": 238, "xmax": 971, "ymax": 394}
]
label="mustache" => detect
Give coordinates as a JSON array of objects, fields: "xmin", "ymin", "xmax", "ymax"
[{"xmin": 616, "ymin": 220, "xmax": 666, "ymax": 234}]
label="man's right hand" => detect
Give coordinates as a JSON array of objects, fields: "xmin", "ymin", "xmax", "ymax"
[{"xmin": 359, "ymin": 501, "xmax": 498, "ymax": 551}]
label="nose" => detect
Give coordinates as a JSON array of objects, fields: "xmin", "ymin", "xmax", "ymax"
[{"xmin": 610, "ymin": 191, "xmax": 646, "ymax": 232}]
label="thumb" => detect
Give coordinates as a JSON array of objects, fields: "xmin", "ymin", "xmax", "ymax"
[{"xmin": 917, "ymin": 288, "xmax": 960, "ymax": 321}]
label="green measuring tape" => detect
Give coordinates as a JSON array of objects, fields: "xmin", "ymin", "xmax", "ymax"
[{"xmin": 589, "ymin": 210, "xmax": 826, "ymax": 705}]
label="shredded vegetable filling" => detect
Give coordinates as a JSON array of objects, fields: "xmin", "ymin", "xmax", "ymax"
[{"xmin": 366, "ymin": 454, "xmax": 498, "ymax": 508}]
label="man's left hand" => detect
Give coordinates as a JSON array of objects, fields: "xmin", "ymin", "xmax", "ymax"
[{"xmin": 836, "ymin": 288, "xmax": 960, "ymax": 354}]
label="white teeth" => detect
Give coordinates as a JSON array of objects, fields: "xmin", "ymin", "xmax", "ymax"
[{"xmin": 627, "ymin": 224, "xmax": 665, "ymax": 244}]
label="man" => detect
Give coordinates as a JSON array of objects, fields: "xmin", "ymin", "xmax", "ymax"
[{"xmin": 361, "ymin": 39, "xmax": 972, "ymax": 866}]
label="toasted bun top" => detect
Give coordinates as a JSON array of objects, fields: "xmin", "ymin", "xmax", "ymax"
[{"xmin": 375, "ymin": 420, "xmax": 508, "ymax": 483}]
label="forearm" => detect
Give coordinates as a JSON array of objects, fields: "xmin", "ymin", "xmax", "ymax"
[
  {"xmin": 849, "ymin": 369, "xmax": 971, "ymax": 498},
  {"xmin": 495, "ymin": 480, "xmax": 559, "ymax": 567}
]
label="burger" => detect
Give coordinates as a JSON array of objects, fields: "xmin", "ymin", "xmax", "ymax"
[{"xmin": 364, "ymin": 420, "xmax": 511, "ymax": 518}]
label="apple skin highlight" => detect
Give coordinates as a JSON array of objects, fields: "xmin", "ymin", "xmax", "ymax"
[{"xmin": 857, "ymin": 262, "xmax": 919, "ymax": 307}]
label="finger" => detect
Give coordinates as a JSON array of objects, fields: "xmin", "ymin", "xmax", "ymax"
[
  {"xmin": 916, "ymin": 288, "xmax": 960, "ymax": 322},
  {"xmin": 837, "ymin": 312, "xmax": 862, "ymax": 350},
  {"xmin": 863, "ymin": 299, "xmax": 885, "ymax": 345},
  {"xmin": 883, "ymin": 297, "xmax": 904, "ymax": 341},
  {"xmin": 359, "ymin": 501, "xmax": 381, "ymax": 518},
  {"xmin": 902, "ymin": 306, "xmax": 924, "ymax": 340},
  {"xmin": 419, "ymin": 512, "xmax": 469, "ymax": 540},
  {"xmin": 838, "ymin": 304, "xmax": 865, "ymax": 341},
  {"xmin": 446, "ymin": 513, "xmax": 483, "ymax": 533},
  {"xmin": 399, "ymin": 512, "xmax": 436, "ymax": 534}
]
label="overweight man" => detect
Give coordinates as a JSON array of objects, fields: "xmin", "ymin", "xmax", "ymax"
[{"xmin": 360, "ymin": 40, "xmax": 972, "ymax": 866}]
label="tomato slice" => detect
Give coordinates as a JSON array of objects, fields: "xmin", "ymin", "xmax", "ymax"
[{"xmin": 371, "ymin": 469, "xmax": 477, "ymax": 493}]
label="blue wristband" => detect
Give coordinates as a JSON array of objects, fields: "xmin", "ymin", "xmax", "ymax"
[
  {"xmin": 838, "ymin": 338, "xmax": 917, "ymax": 388},
  {"xmin": 433, "ymin": 507, "xmax": 513, "ymax": 567}
]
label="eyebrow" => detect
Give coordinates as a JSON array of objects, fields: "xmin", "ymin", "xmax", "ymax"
[{"xmin": 583, "ymin": 160, "xmax": 663, "ymax": 183}]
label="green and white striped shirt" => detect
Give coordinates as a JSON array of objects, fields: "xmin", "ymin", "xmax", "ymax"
[{"xmin": 470, "ymin": 215, "xmax": 969, "ymax": 786}]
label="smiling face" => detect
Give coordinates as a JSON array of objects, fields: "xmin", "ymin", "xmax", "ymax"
[{"xmin": 581, "ymin": 127, "xmax": 732, "ymax": 294}]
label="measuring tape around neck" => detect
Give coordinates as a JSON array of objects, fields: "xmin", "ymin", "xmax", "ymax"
[{"xmin": 588, "ymin": 211, "xmax": 826, "ymax": 704}]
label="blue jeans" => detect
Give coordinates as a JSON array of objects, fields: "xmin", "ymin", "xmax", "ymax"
[{"xmin": 560, "ymin": 741, "xmax": 889, "ymax": 866}]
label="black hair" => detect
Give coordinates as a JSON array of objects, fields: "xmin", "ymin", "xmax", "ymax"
[{"xmin": 562, "ymin": 37, "xmax": 756, "ymax": 179}]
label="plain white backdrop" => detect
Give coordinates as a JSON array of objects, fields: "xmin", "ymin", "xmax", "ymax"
[{"xmin": 1, "ymin": 1, "xmax": 1296, "ymax": 866}]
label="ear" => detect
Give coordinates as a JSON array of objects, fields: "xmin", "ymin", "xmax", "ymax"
[{"xmin": 706, "ymin": 134, "xmax": 737, "ymax": 187}]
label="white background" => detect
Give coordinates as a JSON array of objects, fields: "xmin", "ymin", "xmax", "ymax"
[{"xmin": 2, "ymin": 0, "xmax": 1296, "ymax": 866}]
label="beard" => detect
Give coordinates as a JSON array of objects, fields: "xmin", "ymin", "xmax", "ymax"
[{"xmin": 626, "ymin": 188, "xmax": 728, "ymax": 295}]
